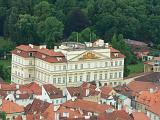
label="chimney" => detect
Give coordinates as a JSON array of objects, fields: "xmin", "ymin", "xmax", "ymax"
[
  {"xmin": 39, "ymin": 45, "xmax": 46, "ymax": 49},
  {"xmin": 149, "ymin": 88, "xmax": 154, "ymax": 93},
  {"xmin": 86, "ymin": 89, "xmax": 90, "ymax": 96},
  {"xmin": 16, "ymin": 85, "xmax": 19, "ymax": 89},
  {"xmin": 29, "ymin": 44, "xmax": 34, "ymax": 48}
]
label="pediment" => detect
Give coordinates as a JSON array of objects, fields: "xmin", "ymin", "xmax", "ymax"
[{"xmin": 69, "ymin": 51, "xmax": 108, "ymax": 62}]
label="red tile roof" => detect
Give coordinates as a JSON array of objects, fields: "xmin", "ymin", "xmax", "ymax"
[
  {"xmin": 1, "ymin": 99, "xmax": 24, "ymax": 114},
  {"xmin": 127, "ymin": 81, "xmax": 158, "ymax": 93},
  {"xmin": 43, "ymin": 84, "xmax": 63, "ymax": 99},
  {"xmin": 12, "ymin": 44, "xmax": 66, "ymax": 63},
  {"xmin": 57, "ymin": 106, "xmax": 83, "ymax": 119},
  {"xmin": 0, "ymin": 83, "xmax": 17, "ymax": 91},
  {"xmin": 62, "ymin": 99, "xmax": 113, "ymax": 114},
  {"xmin": 67, "ymin": 83, "xmax": 100, "ymax": 99},
  {"xmin": 15, "ymin": 115, "xmax": 23, "ymax": 120},
  {"xmin": 22, "ymin": 82, "xmax": 42, "ymax": 95},
  {"xmin": 137, "ymin": 90, "xmax": 160, "ymax": 106},
  {"xmin": 25, "ymin": 99, "xmax": 52, "ymax": 114},
  {"xmin": 109, "ymin": 47, "xmax": 125, "ymax": 59},
  {"xmin": 132, "ymin": 112, "xmax": 150, "ymax": 120},
  {"xmin": 148, "ymin": 102, "xmax": 160, "ymax": 116},
  {"xmin": 98, "ymin": 110, "xmax": 133, "ymax": 120},
  {"xmin": 100, "ymin": 86, "xmax": 114, "ymax": 98}
]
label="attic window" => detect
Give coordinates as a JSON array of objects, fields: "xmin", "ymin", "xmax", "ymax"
[
  {"xmin": 42, "ymin": 55, "xmax": 46, "ymax": 59},
  {"xmin": 29, "ymin": 52, "xmax": 33, "ymax": 57},
  {"xmin": 57, "ymin": 57, "xmax": 62, "ymax": 61},
  {"xmin": 114, "ymin": 53, "xmax": 119, "ymax": 57},
  {"xmin": 17, "ymin": 50, "xmax": 21, "ymax": 53}
]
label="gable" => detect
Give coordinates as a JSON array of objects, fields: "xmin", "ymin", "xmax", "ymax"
[{"xmin": 69, "ymin": 51, "xmax": 109, "ymax": 62}]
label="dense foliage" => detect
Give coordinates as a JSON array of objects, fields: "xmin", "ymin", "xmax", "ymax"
[
  {"xmin": 0, "ymin": 0, "xmax": 160, "ymax": 47},
  {"xmin": 0, "ymin": 112, "xmax": 6, "ymax": 120}
]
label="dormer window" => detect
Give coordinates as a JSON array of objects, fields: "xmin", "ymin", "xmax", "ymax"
[
  {"xmin": 17, "ymin": 50, "xmax": 21, "ymax": 53},
  {"xmin": 114, "ymin": 53, "xmax": 119, "ymax": 57},
  {"xmin": 57, "ymin": 57, "xmax": 62, "ymax": 61},
  {"xmin": 42, "ymin": 55, "xmax": 46, "ymax": 59},
  {"xmin": 29, "ymin": 52, "xmax": 33, "ymax": 57}
]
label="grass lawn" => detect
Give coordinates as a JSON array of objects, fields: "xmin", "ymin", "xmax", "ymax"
[{"xmin": 127, "ymin": 61, "xmax": 144, "ymax": 76}]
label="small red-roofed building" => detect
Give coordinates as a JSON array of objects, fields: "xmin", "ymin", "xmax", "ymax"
[
  {"xmin": 147, "ymin": 102, "xmax": 160, "ymax": 120},
  {"xmin": 62, "ymin": 99, "xmax": 113, "ymax": 116},
  {"xmin": 132, "ymin": 112, "xmax": 150, "ymax": 120},
  {"xmin": 40, "ymin": 84, "xmax": 66, "ymax": 109},
  {"xmin": 135, "ymin": 88, "xmax": 160, "ymax": 114},
  {"xmin": 100, "ymin": 85, "xmax": 116, "ymax": 105},
  {"xmin": 25, "ymin": 99, "xmax": 55, "ymax": 120},
  {"xmin": 0, "ymin": 99, "xmax": 24, "ymax": 120},
  {"xmin": 97, "ymin": 110, "xmax": 134, "ymax": 120},
  {"xmin": 65, "ymin": 82, "xmax": 101, "ymax": 103}
]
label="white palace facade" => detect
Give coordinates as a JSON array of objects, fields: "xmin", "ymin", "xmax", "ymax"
[{"xmin": 11, "ymin": 39, "xmax": 125, "ymax": 88}]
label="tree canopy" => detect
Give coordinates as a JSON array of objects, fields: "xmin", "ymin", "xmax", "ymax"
[{"xmin": 0, "ymin": 0, "xmax": 160, "ymax": 47}]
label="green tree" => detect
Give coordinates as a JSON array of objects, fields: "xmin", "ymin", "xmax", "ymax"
[
  {"xmin": 0, "ymin": 111, "xmax": 6, "ymax": 120},
  {"xmin": 34, "ymin": 1, "xmax": 54, "ymax": 21},
  {"xmin": 39, "ymin": 17, "xmax": 64, "ymax": 48},
  {"xmin": 15, "ymin": 14, "xmax": 38, "ymax": 44},
  {"xmin": 65, "ymin": 8, "xmax": 89, "ymax": 36},
  {"xmin": 80, "ymin": 27, "xmax": 97, "ymax": 43}
]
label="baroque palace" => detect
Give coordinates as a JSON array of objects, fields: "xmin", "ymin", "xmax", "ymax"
[{"xmin": 11, "ymin": 39, "xmax": 125, "ymax": 88}]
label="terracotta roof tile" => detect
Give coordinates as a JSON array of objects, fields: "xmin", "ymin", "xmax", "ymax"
[
  {"xmin": 1, "ymin": 99, "xmax": 24, "ymax": 114},
  {"xmin": 43, "ymin": 84, "xmax": 63, "ymax": 99},
  {"xmin": 15, "ymin": 115, "xmax": 23, "ymax": 120},
  {"xmin": 22, "ymin": 82, "xmax": 42, "ymax": 95},
  {"xmin": 57, "ymin": 106, "xmax": 83, "ymax": 119},
  {"xmin": 137, "ymin": 90, "xmax": 160, "ymax": 106},
  {"xmin": 127, "ymin": 81, "xmax": 158, "ymax": 93},
  {"xmin": 62, "ymin": 99, "xmax": 113, "ymax": 114},
  {"xmin": 12, "ymin": 44, "xmax": 66, "ymax": 63},
  {"xmin": 132, "ymin": 112, "xmax": 150, "ymax": 120},
  {"xmin": 148, "ymin": 102, "xmax": 160, "ymax": 116},
  {"xmin": 98, "ymin": 110, "xmax": 133, "ymax": 120},
  {"xmin": 0, "ymin": 83, "xmax": 17, "ymax": 91},
  {"xmin": 100, "ymin": 86, "xmax": 113, "ymax": 98}
]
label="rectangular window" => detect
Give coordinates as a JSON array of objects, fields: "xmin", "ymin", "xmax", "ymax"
[
  {"xmin": 63, "ymin": 65, "xmax": 66, "ymax": 70},
  {"xmin": 99, "ymin": 73, "xmax": 102, "ymax": 80},
  {"xmin": 94, "ymin": 74, "xmax": 97, "ymax": 81},
  {"xmin": 114, "ymin": 72, "xmax": 117, "ymax": 78},
  {"xmin": 80, "ymin": 64, "xmax": 83, "ymax": 69},
  {"xmin": 105, "ymin": 73, "xmax": 108, "ymax": 79},
  {"xmin": 29, "ymin": 60, "xmax": 32, "ymax": 65},
  {"xmin": 110, "ymin": 73, "xmax": 113, "ymax": 79},
  {"xmin": 115, "ymin": 61, "xmax": 118, "ymax": 66},
  {"xmin": 119, "ymin": 72, "xmax": 122, "ymax": 78},
  {"xmin": 69, "ymin": 77, "xmax": 72, "ymax": 83},
  {"xmin": 94, "ymin": 63, "xmax": 97, "ymax": 68},
  {"xmin": 58, "ymin": 78, "xmax": 61, "ymax": 83},
  {"xmin": 53, "ymin": 78, "xmax": 56, "ymax": 84},
  {"xmin": 75, "ymin": 65, "xmax": 78, "ymax": 69},
  {"xmin": 63, "ymin": 77, "xmax": 65, "ymax": 83},
  {"xmin": 74, "ymin": 76, "xmax": 77, "ymax": 82},
  {"xmin": 87, "ymin": 63, "xmax": 90, "ymax": 68},
  {"xmin": 119, "ymin": 61, "xmax": 122, "ymax": 66},
  {"xmin": 80, "ymin": 76, "xmax": 83, "ymax": 81},
  {"xmin": 105, "ymin": 62, "xmax": 108, "ymax": 67},
  {"xmin": 86, "ymin": 72, "xmax": 90, "ymax": 81},
  {"xmin": 111, "ymin": 62, "xmax": 113, "ymax": 66}
]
